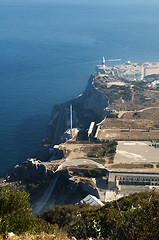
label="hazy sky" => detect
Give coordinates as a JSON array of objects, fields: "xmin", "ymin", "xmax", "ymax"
[{"xmin": 1, "ymin": 0, "xmax": 159, "ymax": 5}]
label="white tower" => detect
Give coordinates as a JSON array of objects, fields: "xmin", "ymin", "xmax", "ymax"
[
  {"xmin": 141, "ymin": 64, "xmax": 144, "ymax": 80},
  {"xmin": 102, "ymin": 56, "xmax": 106, "ymax": 68},
  {"xmin": 70, "ymin": 104, "xmax": 73, "ymax": 137}
]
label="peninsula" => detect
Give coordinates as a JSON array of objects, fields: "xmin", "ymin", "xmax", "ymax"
[{"xmin": 2, "ymin": 58, "xmax": 159, "ymax": 213}]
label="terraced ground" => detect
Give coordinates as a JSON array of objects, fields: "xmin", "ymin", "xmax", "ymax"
[{"xmin": 93, "ymin": 73, "xmax": 159, "ymax": 112}]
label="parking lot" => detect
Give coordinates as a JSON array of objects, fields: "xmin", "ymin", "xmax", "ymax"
[{"xmin": 115, "ymin": 141, "xmax": 159, "ymax": 164}]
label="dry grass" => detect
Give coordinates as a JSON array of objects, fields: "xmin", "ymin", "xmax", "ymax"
[
  {"xmin": 108, "ymin": 163, "xmax": 151, "ymax": 169},
  {"xmin": 99, "ymin": 108, "xmax": 159, "ymax": 140},
  {"xmin": 124, "ymin": 108, "xmax": 159, "ymax": 121},
  {"xmin": 93, "ymin": 73, "xmax": 159, "ymax": 111},
  {"xmin": 0, "ymin": 232, "xmax": 69, "ymax": 240},
  {"xmin": 99, "ymin": 128, "xmax": 159, "ymax": 141},
  {"xmin": 60, "ymin": 142, "xmax": 102, "ymax": 159},
  {"xmin": 101, "ymin": 118, "xmax": 155, "ymax": 130}
]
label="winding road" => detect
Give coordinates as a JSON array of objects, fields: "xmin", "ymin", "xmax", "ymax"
[
  {"xmin": 57, "ymin": 158, "xmax": 105, "ymax": 171},
  {"xmin": 118, "ymin": 106, "xmax": 159, "ymax": 118}
]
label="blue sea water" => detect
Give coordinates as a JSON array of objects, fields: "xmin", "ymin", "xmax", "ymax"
[{"xmin": 1, "ymin": 1, "xmax": 159, "ymax": 177}]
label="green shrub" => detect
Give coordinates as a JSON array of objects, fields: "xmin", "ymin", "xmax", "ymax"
[
  {"xmin": 39, "ymin": 191, "xmax": 159, "ymax": 240},
  {"xmin": 70, "ymin": 169, "xmax": 104, "ymax": 178},
  {"xmin": 0, "ymin": 187, "xmax": 57, "ymax": 235},
  {"xmin": 87, "ymin": 141, "xmax": 117, "ymax": 160},
  {"xmin": 0, "ymin": 187, "xmax": 34, "ymax": 234},
  {"xmin": 144, "ymin": 164, "xmax": 154, "ymax": 168}
]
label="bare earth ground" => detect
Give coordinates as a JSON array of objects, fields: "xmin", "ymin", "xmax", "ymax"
[
  {"xmin": 59, "ymin": 143, "xmax": 95, "ymax": 159},
  {"xmin": 99, "ymin": 129, "xmax": 159, "ymax": 140},
  {"xmin": 58, "ymin": 142, "xmax": 108, "ymax": 170},
  {"xmin": 101, "ymin": 117, "xmax": 158, "ymax": 129},
  {"xmin": 101, "ymin": 108, "xmax": 159, "ymax": 127},
  {"xmin": 93, "ymin": 73, "xmax": 159, "ymax": 111},
  {"xmin": 99, "ymin": 108, "xmax": 159, "ymax": 141},
  {"xmin": 59, "ymin": 141, "xmax": 159, "ymax": 172}
]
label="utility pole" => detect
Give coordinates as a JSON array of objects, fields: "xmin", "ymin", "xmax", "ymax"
[{"xmin": 70, "ymin": 104, "xmax": 73, "ymax": 138}]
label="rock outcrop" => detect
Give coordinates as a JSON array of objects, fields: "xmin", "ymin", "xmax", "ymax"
[
  {"xmin": 9, "ymin": 159, "xmax": 99, "ymax": 213},
  {"xmin": 47, "ymin": 73, "xmax": 108, "ymax": 144},
  {"xmin": 35, "ymin": 170, "xmax": 99, "ymax": 213},
  {"xmin": 9, "ymin": 73, "xmax": 108, "ymax": 213},
  {"xmin": 10, "ymin": 158, "xmax": 54, "ymax": 183}
]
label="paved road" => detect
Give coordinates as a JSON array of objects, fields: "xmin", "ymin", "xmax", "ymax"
[
  {"xmin": 137, "ymin": 106, "xmax": 159, "ymax": 113},
  {"xmin": 57, "ymin": 158, "xmax": 105, "ymax": 171},
  {"xmin": 118, "ymin": 106, "xmax": 159, "ymax": 118}
]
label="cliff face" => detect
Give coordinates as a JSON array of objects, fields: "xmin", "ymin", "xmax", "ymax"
[
  {"xmin": 9, "ymin": 159, "xmax": 99, "ymax": 213},
  {"xmin": 9, "ymin": 74, "xmax": 108, "ymax": 213},
  {"xmin": 34, "ymin": 170, "xmax": 99, "ymax": 213},
  {"xmin": 10, "ymin": 159, "xmax": 54, "ymax": 183},
  {"xmin": 47, "ymin": 74, "xmax": 108, "ymax": 144}
]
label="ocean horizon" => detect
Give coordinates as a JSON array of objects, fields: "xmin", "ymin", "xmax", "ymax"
[{"xmin": 0, "ymin": 1, "xmax": 159, "ymax": 177}]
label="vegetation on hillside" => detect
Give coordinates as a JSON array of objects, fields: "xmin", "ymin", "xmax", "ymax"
[
  {"xmin": 0, "ymin": 187, "xmax": 67, "ymax": 238},
  {"xmin": 0, "ymin": 187, "xmax": 34, "ymax": 234},
  {"xmin": 87, "ymin": 141, "xmax": 117, "ymax": 163},
  {"xmin": 93, "ymin": 74, "xmax": 159, "ymax": 111},
  {"xmin": 40, "ymin": 191, "xmax": 159, "ymax": 240},
  {"xmin": 145, "ymin": 74, "xmax": 159, "ymax": 82},
  {"xmin": 1, "ymin": 187, "xmax": 159, "ymax": 239},
  {"xmin": 70, "ymin": 168, "xmax": 105, "ymax": 178},
  {"xmin": 69, "ymin": 168, "xmax": 107, "ymax": 187},
  {"xmin": 0, "ymin": 232, "xmax": 68, "ymax": 240}
]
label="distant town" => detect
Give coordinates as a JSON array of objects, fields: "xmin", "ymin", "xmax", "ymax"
[{"xmin": 97, "ymin": 57, "xmax": 159, "ymax": 82}]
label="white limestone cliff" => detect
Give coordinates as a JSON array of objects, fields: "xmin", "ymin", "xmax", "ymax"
[{"xmin": 47, "ymin": 73, "xmax": 108, "ymax": 144}]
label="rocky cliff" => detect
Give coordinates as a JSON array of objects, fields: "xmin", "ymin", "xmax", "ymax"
[
  {"xmin": 9, "ymin": 158, "xmax": 55, "ymax": 184},
  {"xmin": 9, "ymin": 73, "xmax": 108, "ymax": 213},
  {"xmin": 33, "ymin": 170, "xmax": 99, "ymax": 214},
  {"xmin": 9, "ymin": 159, "xmax": 99, "ymax": 213},
  {"xmin": 47, "ymin": 73, "xmax": 108, "ymax": 144}
]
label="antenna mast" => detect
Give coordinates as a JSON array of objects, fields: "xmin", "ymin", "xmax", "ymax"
[{"xmin": 70, "ymin": 104, "xmax": 73, "ymax": 137}]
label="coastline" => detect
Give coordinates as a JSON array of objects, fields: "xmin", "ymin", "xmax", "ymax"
[
  {"xmin": 2, "ymin": 72, "xmax": 109, "ymax": 212},
  {"xmin": 45, "ymin": 73, "xmax": 108, "ymax": 147}
]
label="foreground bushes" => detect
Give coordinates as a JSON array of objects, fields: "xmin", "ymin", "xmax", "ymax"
[
  {"xmin": 0, "ymin": 187, "xmax": 64, "ymax": 237},
  {"xmin": 1, "ymin": 186, "xmax": 159, "ymax": 239},
  {"xmin": 0, "ymin": 232, "xmax": 69, "ymax": 240},
  {"xmin": 40, "ymin": 191, "xmax": 159, "ymax": 240},
  {"xmin": 0, "ymin": 187, "xmax": 34, "ymax": 234}
]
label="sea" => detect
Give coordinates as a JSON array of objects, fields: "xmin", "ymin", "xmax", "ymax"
[{"xmin": 1, "ymin": 0, "xmax": 159, "ymax": 177}]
